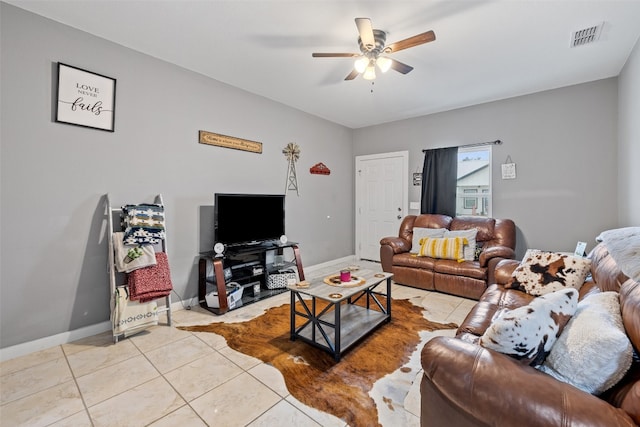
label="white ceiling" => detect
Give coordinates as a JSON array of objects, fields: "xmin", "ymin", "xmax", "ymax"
[{"xmin": 7, "ymin": 0, "xmax": 640, "ymax": 129}]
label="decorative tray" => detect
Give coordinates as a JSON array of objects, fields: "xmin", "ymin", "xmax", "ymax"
[{"xmin": 323, "ymin": 274, "xmax": 365, "ymax": 288}]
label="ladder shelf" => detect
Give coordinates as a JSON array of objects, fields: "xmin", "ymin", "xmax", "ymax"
[{"xmin": 106, "ymin": 193, "xmax": 172, "ymax": 343}]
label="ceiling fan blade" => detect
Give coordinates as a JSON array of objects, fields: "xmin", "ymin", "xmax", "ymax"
[
  {"xmin": 390, "ymin": 59, "xmax": 414, "ymax": 74},
  {"xmin": 355, "ymin": 17, "xmax": 375, "ymax": 50},
  {"xmin": 312, "ymin": 53, "xmax": 360, "ymax": 58},
  {"xmin": 386, "ymin": 30, "xmax": 436, "ymax": 53},
  {"xmin": 345, "ymin": 69, "xmax": 359, "ymax": 80}
]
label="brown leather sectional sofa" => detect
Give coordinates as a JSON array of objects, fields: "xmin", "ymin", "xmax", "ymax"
[
  {"xmin": 420, "ymin": 242, "xmax": 640, "ymax": 426},
  {"xmin": 380, "ymin": 214, "xmax": 516, "ymax": 300}
]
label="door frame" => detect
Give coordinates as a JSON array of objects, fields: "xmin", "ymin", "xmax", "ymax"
[{"xmin": 355, "ymin": 151, "xmax": 409, "ymax": 261}]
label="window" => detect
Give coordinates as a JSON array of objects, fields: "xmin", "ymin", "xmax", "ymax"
[
  {"xmin": 463, "ymin": 189, "xmax": 477, "ymax": 209},
  {"xmin": 456, "ymin": 147, "xmax": 492, "ymax": 217}
]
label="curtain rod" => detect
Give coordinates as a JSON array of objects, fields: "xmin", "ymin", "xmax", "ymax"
[{"xmin": 422, "ymin": 139, "xmax": 502, "ymax": 152}]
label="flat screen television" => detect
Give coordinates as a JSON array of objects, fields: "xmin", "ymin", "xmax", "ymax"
[{"xmin": 214, "ymin": 193, "xmax": 285, "ymax": 247}]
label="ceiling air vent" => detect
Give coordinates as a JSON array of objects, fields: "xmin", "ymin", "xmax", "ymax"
[{"xmin": 571, "ymin": 23, "xmax": 603, "ymax": 47}]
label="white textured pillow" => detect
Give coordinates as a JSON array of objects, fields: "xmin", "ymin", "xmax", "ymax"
[
  {"xmin": 410, "ymin": 228, "xmax": 446, "ymax": 254},
  {"xmin": 596, "ymin": 227, "xmax": 640, "ymax": 282},
  {"xmin": 444, "ymin": 228, "xmax": 478, "ymax": 261},
  {"xmin": 508, "ymin": 250, "xmax": 591, "ymax": 296},
  {"xmin": 479, "ymin": 288, "xmax": 578, "ymax": 366},
  {"xmin": 538, "ymin": 292, "xmax": 633, "ymax": 395}
]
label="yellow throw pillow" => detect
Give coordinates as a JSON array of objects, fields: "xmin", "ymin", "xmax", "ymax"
[{"xmin": 418, "ymin": 237, "xmax": 468, "ymax": 262}]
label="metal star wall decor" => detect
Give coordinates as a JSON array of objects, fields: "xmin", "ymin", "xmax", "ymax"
[{"xmin": 283, "ymin": 143, "xmax": 300, "ymax": 195}]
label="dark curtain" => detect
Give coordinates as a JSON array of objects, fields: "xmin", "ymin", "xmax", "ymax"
[{"xmin": 421, "ymin": 147, "xmax": 458, "ymax": 216}]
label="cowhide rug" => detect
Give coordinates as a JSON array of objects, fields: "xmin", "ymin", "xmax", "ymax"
[{"xmin": 180, "ymin": 297, "xmax": 457, "ymax": 427}]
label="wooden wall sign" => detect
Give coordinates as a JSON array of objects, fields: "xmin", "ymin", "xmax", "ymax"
[{"xmin": 199, "ymin": 130, "xmax": 262, "ymax": 154}]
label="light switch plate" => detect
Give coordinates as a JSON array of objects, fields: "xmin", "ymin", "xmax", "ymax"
[{"xmin": 409, "ymin": 202, "xmax": 420, "ymax": 210}]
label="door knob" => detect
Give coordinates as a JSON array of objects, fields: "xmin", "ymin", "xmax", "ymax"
[{"xmin": 397, "ymin": 215, "xmax": 402, "ymax": 219}]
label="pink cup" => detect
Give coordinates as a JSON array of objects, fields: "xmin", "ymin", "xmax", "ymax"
[{"xmin": 340, "ymin": 270, "xmax": 351, "ymax": 282}]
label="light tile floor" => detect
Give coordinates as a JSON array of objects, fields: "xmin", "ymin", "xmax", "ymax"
[{"xmin": 0, "ymin": 260, "xmax": 475, "ymax": 427}]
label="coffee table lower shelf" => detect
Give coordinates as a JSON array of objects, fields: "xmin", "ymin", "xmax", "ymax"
[
  {"xmin": 292, "ymin": 304, "xmax": 388, "ymax": 360},
  {"xmin": 289, "ymin": 272, "xmax": 392, "ymax": 361}
]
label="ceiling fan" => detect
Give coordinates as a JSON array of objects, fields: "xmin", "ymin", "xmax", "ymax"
[{"xmin": 312, "ymin": 18, "xmax": 436, "ymax": 81}]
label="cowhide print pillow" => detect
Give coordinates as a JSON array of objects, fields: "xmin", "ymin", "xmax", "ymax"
[
  {"xmin": 507, "ymin": 250, "xmax": 591, "ymax": 296},
  {"xmin": 479, "ymin": 288, "xmax": 578, "ymax": 366}
]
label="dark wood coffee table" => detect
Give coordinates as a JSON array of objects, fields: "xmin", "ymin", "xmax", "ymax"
[{"xmin": 288, "ymin": 270, "xmax": 393, "ymax": 361}]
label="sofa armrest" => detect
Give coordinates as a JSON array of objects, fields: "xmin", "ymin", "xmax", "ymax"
[
  {"xmin": 494, "ymin": 258, "xmax": 520, "ymax": 285},
  {"xmin": 478, "ymin": 245, "xmax": 515, "ymax": 268},
  {"xmin": 379, "ymin": 236, "xmax": 410, "ymax": 272},
  {"xmin": 421, "ymin": 336, "xmax": 636, "ymax": 427},
  {"xmin": 380, "ymin": 236, "xmax": 411, "ymax": 253}
]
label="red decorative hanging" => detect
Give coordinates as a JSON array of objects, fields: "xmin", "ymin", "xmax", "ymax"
[{"xmin": 310, "ymin": 162, "xmax": 331, "ymax": 175}]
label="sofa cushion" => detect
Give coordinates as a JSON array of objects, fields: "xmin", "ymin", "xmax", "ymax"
[
  {"xmin": 418, "ymin": 237, "xmax": 467, "ymax": 262},
  {"xmin": 434, "ymin": 259, "xmax": 486, "ymax": 280},
  {"xmin": 508, "ymin": 250, "xmax": 591, "ymax": 296},
  {"xmin": 620, "ymin": 279, "xmax": 640, "ymax": 359},
  {"xmin": 412, "ymin": 214, "xmax": 453, "ymax": 230},
  {"xmin": 538, "ymin": 291, "xmax": 633, "ymax": 395},
  {"xmin": 410, "ymin": 227, "xmax": 446, "ymax": 254},
  {"xmin": 450, "ymin": 216, "xmax": 495, "ymax": 241},
  {"xmin": 588, "ymin": 244, "xmax": 630, "ymax": 292},
  {"xmin": 479, "ymin": 288, "xmax": 578, "ymax": 366},
  {"xmin": 444, "ymin": 228, "xmax": 477, "ymax": 261},
  {"xmin": 392, "ymin": 252, "xmax": 437, "ymax": 269}
]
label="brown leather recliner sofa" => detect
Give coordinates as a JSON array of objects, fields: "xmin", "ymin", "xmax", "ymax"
[
  {"xmin": 380, "ymin": 214, "xmax": 516, "ymax": 300},
  {"xmin": 420, "ymin": 242, "xmax": 640, "ymax": 426}
]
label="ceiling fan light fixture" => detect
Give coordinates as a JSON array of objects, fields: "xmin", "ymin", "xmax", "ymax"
[
  {"xmin": 312, "ymin": 17, "xmax": 435, "ymax": 82},
  {"xmin": 376, "ymin": 56, "xmax": 392, "ymax": 73},
  {"xmin": 363, "ymin": 63, "xmax": 376, "ymax": 80},
  {"xmin": 354, "ymin": 56, "xmax": 368, "ymax": 73}
]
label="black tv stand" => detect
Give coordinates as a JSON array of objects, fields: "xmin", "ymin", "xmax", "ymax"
[
  {"xmin": 198, "ymin": 242, "xmax": 304, "ymax": 315},
  {"xmin": 225, "ymin": 240, "xmax": 277, "ymax": 253}
]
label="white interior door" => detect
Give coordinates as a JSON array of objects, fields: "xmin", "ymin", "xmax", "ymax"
[{"xmin": 355, "ymin": 151, "xmax": 408, "ymax": 261}]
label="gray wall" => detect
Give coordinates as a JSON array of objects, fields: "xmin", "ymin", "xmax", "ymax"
[
  {"xmin": 618, "ymin": 38, "xmax": 640, "ymax": 226},
  {"xmin": 0, "ymin": 4, "xmax": 354, "ymax": 349},
  {"xmin": 354, "ymin": 79, "xmax": 620, "ymax": 258},
  {"xmin": 2, "ymin": 3, "xmax": 636, "ymax": 351}
]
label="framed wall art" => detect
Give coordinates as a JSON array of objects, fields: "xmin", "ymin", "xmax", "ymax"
[{"xmin": 55, "ymin": 63, "xmax": 116, "ymax": 132}]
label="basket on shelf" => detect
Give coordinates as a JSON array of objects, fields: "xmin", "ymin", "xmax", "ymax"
[{"xmin": 267, "ymin": 269, "xmax": 297, "ymax": 289}]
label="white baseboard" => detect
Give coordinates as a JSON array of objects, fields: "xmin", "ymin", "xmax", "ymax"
[
  {"xmin": 303, "ymin": 255, "xmax": 358, "ymax": 274},
  {"xmin": 0, "ymin": 321, "xmax": 112, "ymax": 362},
  {"xmin": 0, "ymin": 255, "xmax": 359, "ymax": 362},
  {"xmin": 0, "ymin": 298, "xmax": 193, "ymax": 363}
]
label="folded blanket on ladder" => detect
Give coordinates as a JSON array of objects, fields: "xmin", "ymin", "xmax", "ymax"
[
  {"xmin": 112, "ymin": 232, "xmax": 156, "ymax": 273},
  {"xmin": 111, "ymin": 285, "xmax": 158, "ymax": 337},
  {"xmin": 127, "ymin": 252, "xmax": 173, "ymax": 302}
]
